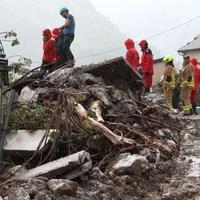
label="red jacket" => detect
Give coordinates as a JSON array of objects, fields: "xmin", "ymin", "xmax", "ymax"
[
  {"xmin": 141, "ymin": 48, "xmax": 154, "ymax": 74},
  {"xmin": 124, "ymin": 39, "xmax": 139, "ymax": 70},
  {"xmin": 191, "ymin": 58, "xmax": 200, "ymax": 91},
  {"xmin": 52, "ymin": 28, "xmax": 64, "ymax": 63},
  {"xmin": 42, "ymin": 29, "xmax": 55, "ymax": 63}
]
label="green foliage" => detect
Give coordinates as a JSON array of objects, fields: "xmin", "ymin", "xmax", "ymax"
[
  {"xmin": 74, "ymin": 94, "xmax": 86, "ymax": 103},
  {"xmin": 83, "ymin": 120, "xmax": 97, "ymax": 136},
  {"xmin": 9, "ymin": 57, "xmax": 32, "ymax": 82},
  {"xmin": 87, "ymin": 109, "xmax": 97, "ymax": 118},
  {"xmin": 9, "ymin": 103, "xmax": 49, "ymax": 130}
]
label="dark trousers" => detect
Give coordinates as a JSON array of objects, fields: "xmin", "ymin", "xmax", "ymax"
[{"xmin": 62, "ymin": 35, "xmax": 74, "ymax": 62}]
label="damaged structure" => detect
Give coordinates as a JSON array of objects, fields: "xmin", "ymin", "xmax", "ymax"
[{"xmin": 0, "ymin": 57, "xmax": 184, "ymax": 199}]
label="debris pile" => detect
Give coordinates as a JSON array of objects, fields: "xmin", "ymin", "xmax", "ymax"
[{"xmin": 0, "ymin": 57, "xmax": 183, "ymax": 199}]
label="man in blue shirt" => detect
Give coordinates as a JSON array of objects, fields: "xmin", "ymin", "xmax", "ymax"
[{"xmin": 59, "ymin": 7, "xmax": 75, "ymax": 66}]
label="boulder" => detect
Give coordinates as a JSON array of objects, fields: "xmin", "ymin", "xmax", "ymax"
[
  {"xmin": 8, "ymin": 188, "xmax": 30, "ymax": 200},
  {"xmin": 47, "ymin": 179, "xmax": 78, "ymax": 196},
  {"xmin": 110, "ymin": 153, "xmax": 150, "ymax": 176}
]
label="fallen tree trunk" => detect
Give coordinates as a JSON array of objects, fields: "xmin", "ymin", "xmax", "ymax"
[{"xmin": 75, "ymin": 104, "xmax": 135, "ymax": 146}]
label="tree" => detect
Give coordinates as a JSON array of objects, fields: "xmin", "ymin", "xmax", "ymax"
[{"xmin": 0, "ymin": 31, "xmax": 31, "ymax": 82}]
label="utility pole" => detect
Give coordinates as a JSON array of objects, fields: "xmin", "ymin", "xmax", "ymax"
[{"xmin": 0, "ymin": 40, "xmax": 12, "ymax": 160}]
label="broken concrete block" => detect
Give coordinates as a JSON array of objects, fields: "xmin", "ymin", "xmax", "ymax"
[
  {"xmin": 47, "ymin": 179, "xmax": 78, "ymax": 196},
  {"xmin": 18, "ymin": 86, "xmax": 37, "ymax": 102},
  {"xmin": 110, "ymin": 153, "xmax": 150, "ymax": 176},
  {"xmin": 4, "ymin": 130, "xmax": 52, "ymax": 155},
  {"xmin": 8, "ymin": 188, "xmax": 30, "ymax": 200},
  {"xmin": 17, "ymin": 151, "xmax": 92, "ymax": 180}
]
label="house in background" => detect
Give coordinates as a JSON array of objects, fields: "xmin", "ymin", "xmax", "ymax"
[{"xmin": 178, "ymin": 35, "xmax": 200, "ymax": 60}]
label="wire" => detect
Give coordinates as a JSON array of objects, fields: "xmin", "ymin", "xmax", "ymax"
[
  {"xmin": 23, "ymin": 14, "xmax": 200, "ymax": 63},
  {"xmin": 146, "ymin": 15, "xmax": 200, "ymax": 39}
]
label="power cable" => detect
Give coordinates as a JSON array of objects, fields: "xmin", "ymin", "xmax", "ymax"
[{"xmin": 18, "ymin": 14, "xmax": 200, "ymax": 63}]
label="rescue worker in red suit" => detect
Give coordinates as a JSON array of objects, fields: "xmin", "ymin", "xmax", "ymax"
[
  {"xmin": 139, "ymin": 40, "xmax": 154, "ymax": 92},
  {"xmin": 190, "ymin": 57, "xmax": 200, "ymax": 114},
  {"xmin": 124, "ymin": 39, "xmax": 139, "ymax": 71},
  {"xmin": 42, "ymin": 29, "xmax": 55, "ymax": 72},
  {"xmin": 52, "ymin": 28, "xmax": 64, "ymax": 65}
]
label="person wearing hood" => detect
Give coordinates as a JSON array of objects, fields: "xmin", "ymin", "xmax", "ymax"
[
  {"xmin": 190, "ymin": 57, "xmax": 200, "ymax": 114},
  {"xmin": 124, "ymin": 39, "xmax": 139, "ymax": 71},
  {"xmin": 42, "ymin": 29, "xmax": 55, "ymax": 69},
  {"xmin": 139, "ymin": 40, "xmax": 154, "ymax": 93},
  {"xmin": 52, "ymin": 28, "xmax": 64, "ymax": 65}
]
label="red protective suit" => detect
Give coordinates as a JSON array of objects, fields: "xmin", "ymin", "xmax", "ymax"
[
  {"xmin": 141, "ymin": 48, "xmax": 154, "ymax": 89},
  {"xmin": 190, "ymin": 58, "xmax": 200, "ymax": 103},
  {"xmin": 52, "ymin": 28, "xmax": 64, "ymax": 63},
  {"xmin": 124, "ymin": 39, "xmax": 139, "ymax": 70},
  {"xmin": 42, "ymin": 29, "xmax": 55, "ymax": 63}
]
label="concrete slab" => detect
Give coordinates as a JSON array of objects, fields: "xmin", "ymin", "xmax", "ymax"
[
  {"xmin": 17, "ymin": 151, "xmax": 92, "ymax": 180},
  {"xmin": 4, "ymin": 130, "xmax": 53, "ymax": 152}
]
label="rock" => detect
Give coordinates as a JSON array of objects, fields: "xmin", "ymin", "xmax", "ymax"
[
  {"xmin": 183, "ymin": 133, "xmax": 195, "ymax": 143},
  {"xmin": 139, "ymin": 148, "xmax": 156, "ymax": 163},
  {"xmin": 18, "ymin": 86, "xmax": 37, "ymax": 102},
  {"xmin": 154, "ymin": 142, "xmax": 173, "ymax": 155},
  {"xmin": 158, "ymin": 129, "xmax": 165, "ymax": 137},
  {"xmin": 25, "ymin": 177, "xmax": 48, "ymax": 197},
  {"xmin": 17, "ymin": 151, "xmax": 92, "ymax": 180},
  {"xmin": 90, "ymin": 167, "xmax": 104, "ymax": 180},
  {"xmin": 8, "ymin": 188, "xmax": 30, "ymax": 200},
  {"xmin": 166, "ymin": 140, "xmax": 177, "ymax": 151},
  {"xmin": 0, "ymin": 196, "xmax": 3, "ymax": 200},
  {"xmin": 47, "ymin": 179, "xmax": 78, "ymax": 196},
  {"xmin": 34, "ymin": 191, "xmax": 52, "ymax": 200},
  {"xmin": 6, "ymin": 165, "xmax": 27, "ymax": 176},
  {"xmin": 110, "ymin": 153, "xmax": 150, "ymax": 176}
]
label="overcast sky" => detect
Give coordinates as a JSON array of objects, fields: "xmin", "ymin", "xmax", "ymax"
[
  {"xmin": 2, "ymin": 0, "xmax": 200, "ymax": 65},
  {"xmin": 91, "ymin": 0, "xmax": 200, "ymax": 62}
]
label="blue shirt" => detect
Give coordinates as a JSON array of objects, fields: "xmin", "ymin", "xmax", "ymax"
[{"xmin": 62, "ymin": 14, "xmax": 75, "ymax": 35}]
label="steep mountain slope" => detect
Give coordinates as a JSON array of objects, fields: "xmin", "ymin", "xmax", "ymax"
[{"xmin": 1, "ymin": 0, "xmax": 128, "ymax": 65}]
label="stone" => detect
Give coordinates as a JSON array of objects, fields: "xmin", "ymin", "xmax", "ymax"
[
  {"xmin": 17, "ymin": 151, "xmax": 92, "ymax": 180},
  {"xmin": 139, "ymin": 148, "xmax": 156, "ymax": 163},
  {"xmin": 0, "ymin": 196, "xmax": 3, "ymax": 200},
  {"xmin": 110, "ymin": 153, "xmax": 150, "ymax": 176},
  {"xmin": 183, "ymin": 133, "xmax": 195, "ymax": 143},
  {"xmin": 47, "ymin": 179, "xmax": 78, "ymax": 196},
  {"xmin": 166, "ymin": 140, "xmax": 177, "ymax": 151},
  {"xmin": 34, "ymin": 191, "xmax": 52, "ymax": 200},
  {"xmin": 8, "ymin": 188, "xmax": 30, "ymax": 200},
  {"xmin": 158, "ymin": 129, "xmax": 165, "ymax": 137}
]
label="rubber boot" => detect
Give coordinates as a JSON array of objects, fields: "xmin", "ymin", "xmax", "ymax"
[
  {"xmin": 192, "ymin": 103, "xmax": 198, "ymax": 115},
  {"xmin": 145, "ymin": 87, "xmax": 150, "ymax": 93}
]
